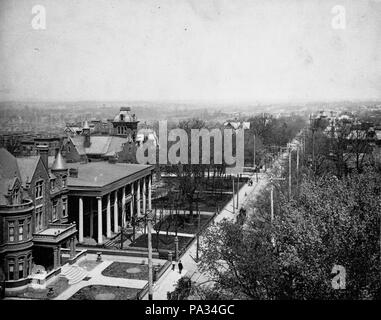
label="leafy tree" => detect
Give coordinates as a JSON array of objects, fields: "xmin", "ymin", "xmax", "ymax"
[{"xmin": 198, "ymin": 168, "xmax": 381, "ymax": 299}]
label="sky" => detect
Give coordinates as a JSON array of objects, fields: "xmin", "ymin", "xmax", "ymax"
[{"xmin": 0, "ymin": 0, "xmax": 380, "ymax": 103}]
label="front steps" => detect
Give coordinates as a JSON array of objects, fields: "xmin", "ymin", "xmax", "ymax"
[{"xmin": 60, "ymin": 264, "xmax": 88, "ymax": 285}]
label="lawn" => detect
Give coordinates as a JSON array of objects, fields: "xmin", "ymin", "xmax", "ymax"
[
  {"xmin": 102, "ymin": 262, "xmax": 151, "ymax": 280},
  {"xmin": 154, "ymin": 213, "xmax": 213, "ymax": 234},
  {"xmin": 69, "ymin": 285, "xmax": 140, "ymax": 300},
  {"xmin": 153, "ymin": 190, "xmax": 241, "ymax": 213},
  {"xmin": 130, "ymin": 233, "xmax": 193, "ymax": 252}
]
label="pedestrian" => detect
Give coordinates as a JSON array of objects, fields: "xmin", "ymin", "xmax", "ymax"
[{"xmin": 178, "ymin": 260, "xmax": 183, "ymax": 274}]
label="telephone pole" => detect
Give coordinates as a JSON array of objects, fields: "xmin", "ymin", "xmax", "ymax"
[
  {"xmin": 288, "ymin": 144, "xmax": 292, "ymax": 200},
  {"xmin": 236, "ymin": 174, "xmax": 240, "ymax": 209},
  {"xmin": 232, "ymin": 175, "xmax": 235, "ymax": 214},
  {"xmin": 269, "ymin": 176, "xmax": 285, "ymax": 246},
  {"xmin": 296, "ymin": 145, "xmax": 299, "ymax": 192},
  {"xmin": 147, "ymin": 211, "xmax": 153, "ymax": 300},
  {"xmin": 196, "ymin": 210, "xmax": 201, "ymax": 261}
]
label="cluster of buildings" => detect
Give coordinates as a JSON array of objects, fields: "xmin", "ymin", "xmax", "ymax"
[{"xmin": 0, "ymin": 107, "xmax": 155, "ymax": 295}]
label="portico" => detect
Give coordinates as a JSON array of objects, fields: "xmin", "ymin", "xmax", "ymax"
[{"xmin": 67, "ymin": 162, "xmax": 154, "ymax": 245}]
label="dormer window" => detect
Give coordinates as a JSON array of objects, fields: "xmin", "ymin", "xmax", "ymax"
[
  {"xmin": 11, "ymin": 188, "xmax": 20, "ymax": 205},
  {"xmin": 120, "ymin": 114, "xmax": 124, "ymax": 121}
]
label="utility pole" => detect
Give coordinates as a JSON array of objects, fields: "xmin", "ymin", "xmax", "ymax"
[
  {"xmin": 270, "ymin": 184, "xmax": 274, "ymax": 223},
  {"xmin": 236, "ymin": 174, "xmax": 240, "ymax": 209},
  {"xmin": 254, "ymin": 134, "xmax": 258, "ymax": 182},
  {"xmin": 296, "ymin": 145, "xmax": 299, "ymax": 193},
  {"xmin": 232, "ymin": 175, "xmax": 235, "ymax": 214},
  {"xmin": 288, "ymin": 144, "xmax": 292, "ymax": 200},
  {"xmin": 269, "ymin": 176, "xmax": 285, "ymax": 246},
  {"xmin": 147, "ymin": 211, "xmax": 153, "ymax": 300},
  {"xmin": 196, "ymin": 209, "xmax": 200, "ymax": 261},
  {"xmin": 253, "ymin": 133, "xmax": 256, "ymax": 168}
]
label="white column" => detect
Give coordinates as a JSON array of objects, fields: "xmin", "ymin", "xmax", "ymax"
[
  {"xmin": 106, "ymin": 193, "xmax": 111, "ymax": 238},
  {"xmin": 97, "ymin": 196, "xmax": 103, "ymax": 245},
  {"xmin": 142, "ymin": 177, "xmax": 146, "ymax": 214},
  {"xmin": 148, "ymin": 175, "xmax": 152, "ymax": 211},
  {"xmin": 122, "ymin": 187, "xmax": 126, "ymax": 227},
  {"xmin": 78, "ymin": 197, "xmax": 83, "ymax": 243},
  {"xmin": 136, "ymin": 180, "xmax": 141, "ymax": 217},
  {"xmin": 130, "ymin": 183, "xmax": 134, "ymax": 221},
  {"xmin": 113, "ymin": 190, "xmax": 118, "ymax": 233}
]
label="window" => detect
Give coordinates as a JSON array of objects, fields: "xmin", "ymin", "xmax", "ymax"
[
  {"xmin": 8, "ymin": 222, "xmax": 15, "ymax": 242},
  {"xmin": 35, "ymin": 180, "xmax": 44, "ymax": 199},
  {"xmin": 12, "ymin": 188, "xmax": 20, "ymax": 204},
  {"xmin": 62, "ymin": 176, "xmax": 67, "ymax": 188},
  {"xmin": 8, "ymin": 261, "xmax": 14, "ymax": 280},
  {"xmin": 27, "ymin": 219, "xmax": 31, "ymax": 238},
  {"xmin": 18, "ymin": 258, "xmax": 24, "ymax": 279},
  {"xmin": 51, "ymin": 179, "xmax": 55, "ymax": 191},
  {"xmin": 35, "ymin": 206, "xmax": 44, "ymax": 232},
  {"xmin": 26, "ymin": 255, "xmax": 32, "ymax": 276},
  {"xmin": 52, "ymin": 201, "xmax": 58, "ymax": 221},
  {"xmin": 18, "ymin": 220, "xmax": 24, "ymax": 241},
  {"xmin": 62, "ymin": 198, "xmax": 68, "ymax": 217}
]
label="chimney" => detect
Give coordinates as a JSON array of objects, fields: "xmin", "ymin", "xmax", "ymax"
[
  {"xmin": 83, "ymin": 120, "xmax": 91, "ymax": 148},
  {"xmin": 37, "ymin": 145, "xmax": 49, "ymax": 169},
  {"xmin": 69, "ymin": 168, "xmax": 78, "ymax": 178}
]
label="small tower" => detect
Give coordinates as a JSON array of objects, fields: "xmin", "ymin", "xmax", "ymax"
[
  {"xmin": 82, "ymin": 120, "xmax": 91, "ymax": 148},
  {"xmin": 111, "ymin": 107, "xmax": 139, "ymax": 140},
  {"xmin": 51, "ymin": 149, "xmax": 67, "ymax": 173}
]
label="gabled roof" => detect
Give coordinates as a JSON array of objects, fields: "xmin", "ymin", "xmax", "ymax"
[
  {"xmin": 16, "ymin": 156, "xmax": 40, "ymax": 187},
  {"xmin": 0, "ymin": 148, "xmax": 22, "ymax": 205},
  {"xmin": 0, "ymin": 148, "xmax": 20, "ymax": 181}
]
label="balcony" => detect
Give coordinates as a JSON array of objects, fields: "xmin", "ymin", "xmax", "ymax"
[
  {"xmin": 33, "ymin": 223, "xmax": 77, "ymax": 244},
  {"xmin": 0, "ymin": 199, "xmax": 34, "ymax": 214}
]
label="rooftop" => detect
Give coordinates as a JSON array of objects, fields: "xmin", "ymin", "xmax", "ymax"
[
  {"xmin": 70, "ymin": 135, "xmax": 129, "ymax": 156},
  {"xmin": 67, "ymin": 162, "xmax": 153, "ymax": 188}
]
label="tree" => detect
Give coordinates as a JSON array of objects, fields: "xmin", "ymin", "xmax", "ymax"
[{"xmin": 199, "ymin": 168, "xmax": 381, "ymax": 299}]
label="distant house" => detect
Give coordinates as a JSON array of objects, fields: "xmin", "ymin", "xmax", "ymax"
[
  {"xmin": 62, "ymin": 107, "xmax": 141, "ymax": 163},
  {"xmin": 223, "ymin": 121, "xmax": 250, "ymax": 130}
]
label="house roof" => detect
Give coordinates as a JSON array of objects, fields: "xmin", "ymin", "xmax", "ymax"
[
  {"xmin": 0, "ymin": 149, "xmax": 23, "ymax": 204},
  {"xmin": 0, "ymin": 148, "xmax": 20, "ymax": 181},
  {"xmin": 70, "ymin": 135, "xmax": 127, "ymax": 156},
  {"xmin": 16, "ymin": 156, "xmax": 40, "ymax": 187},
  {"xmin": 67, "ymin": 162, "xmax": 153, "ymax": 188}
]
